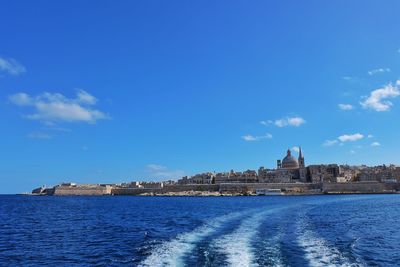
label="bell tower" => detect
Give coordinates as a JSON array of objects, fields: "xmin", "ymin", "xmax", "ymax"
[
  {"xmin": 298, "ymin": 146, "xmax": 305, "ymax": 167},
  {"xmin": 298, "ymin": 146, "xmax": 307, "ymax": 182}
]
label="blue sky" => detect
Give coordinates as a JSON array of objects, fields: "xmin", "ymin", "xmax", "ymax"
[{"xmin": 1, "ymin": 1, "xmax": 400, "ymax": 193}]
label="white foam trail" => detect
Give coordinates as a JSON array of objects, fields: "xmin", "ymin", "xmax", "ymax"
[
  {"xmin": 139, "ymin": 211, "xmax": 247, "ymax": 267},
  {"xmin": 296, "ymin": 215, "xmax": 360, "ymax": 267},
  {"xmin": 212, "ymin": 209, "xmax": 278, "ymax": 267},
  {"xmin": 261, "ymin": 232, "xmax": 284, "ymax": 267}
]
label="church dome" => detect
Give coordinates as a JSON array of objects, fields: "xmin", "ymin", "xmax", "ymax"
[{"xmin": 282, "ymin": 149, "xmax": 299, "ymax": 169}]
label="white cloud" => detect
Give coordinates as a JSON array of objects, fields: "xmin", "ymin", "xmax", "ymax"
[
  {"xmin": 242, "ymin": 133, "xmax": 272, "ymax": 142},
  {"xmin": 260, "ymin": 120, "xmax": 273, "ymax": 126},
  {"xmin": 292, "ymin": 146, "xmax": 300, "ymax": 153},
  {"xmin": 9, "ymin": 93, "xmax": 32, "ymax": 105},
  {"xmin": 371, "ymin": 142, "xmax": 381, "ymax": 147},
  {"xmin": 349, "ymin": 150, "xmax": 356, "ymax": 154},
  {"xmin": 368, "ymin": 68, "xmax": 391, "ymax": 76},
  {"xmin": 342, "ymin": 76, "xmax": 355, "ymax": 81},
  {"xmin": 338, "ymin": 104, "xmax": 354, "ymax": 111},
  {"xmin": 360, "ymin": 81, "xmax": 400, "ymax": 111},
  {"xmin": 9, "ymin": 90, "xmax": 108, "ymax": 124},
  {"xmin": 242, "ymin": 135, "xmax": 257, "ymax": 141},
  {"xmin": 338, "ymin": 133, "xmax": 364, "ymax": 142},
  {"xmin": 27, "ymin": 132, "xmax": 52, "ymax": 139},
  {"xmin": 324, "ymin": 133, "xmax": 367, "ymax": 147},
  {"xmin": 146, "ymin": 164, "xmax": 184, "ymax": 180},
  {"xmin": 367, "ymin": 134, "xmax": 373, "ymax": 138},
  {"xmin": 76, "ymin": 89, "xmax": 98, "ymax": 105},
  {"xmin": 323, "ymin": 140, "xmax": 338, "ymax": 146},
  {"xmin": 274, "ymin": 116, "xmax": 306, "ymax": 127},
  {"xmin": 0, "ymin": 57, "xmax": 26, "ymax": 75}
]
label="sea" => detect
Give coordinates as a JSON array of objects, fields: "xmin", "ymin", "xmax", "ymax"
[{"xmin": 1, "ymin": 194, "xmax": 399, "ymax": 266}]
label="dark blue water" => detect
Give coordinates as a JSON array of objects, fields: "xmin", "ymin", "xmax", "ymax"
[{"xmin": 1, "ymin": 195, "xmax": 400, "ymax": 266}]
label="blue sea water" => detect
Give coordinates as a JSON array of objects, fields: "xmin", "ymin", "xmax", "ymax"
[{"xmin": 1, "ymin": 195, "xmax": 400, "ymax": 266}]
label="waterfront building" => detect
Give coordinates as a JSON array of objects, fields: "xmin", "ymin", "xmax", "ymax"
[
  {"xmin": 274, "ymin": 148, "xmax": 307, "ymax": 183},
  {"xmin": 121, "ymin": 181, "xmax": 164, "ymax": 189},
  {"xmin": 308, "ymin": 164, "xmax": 340, "ymax": 183},
  {"xmin": 178, "ymin": 173, "xmax": 215, "ymax": 184},
  {"xmin": 258, "ymin": 167, "xmax": 276, "ymax": 183},
  {"xmin": 214, "ymin": 170, "xmax": 258, "ymax": 184},
  {"xmin": 357, "ymin": 165, "xmax": 400, "ymax": 183}
]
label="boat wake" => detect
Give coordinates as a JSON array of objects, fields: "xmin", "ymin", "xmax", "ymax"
[
  {"xmin": 138, "ymin": 210, "xmax": 248, "ymax": 267},
  {"xmin": 211, "ymin": 209, "xmax": 280, "ymax": 267},
  {"xmin": 296, "ymin": 213, "xmax": 360, "ymax": 267},
  {"xmin": 139, "ymin": 199, "xmax": 368, "ymax": 267}
]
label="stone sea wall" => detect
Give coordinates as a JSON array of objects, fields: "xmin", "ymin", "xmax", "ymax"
[
  {"xmin": 47, "ymin": 182, "xmax": 400, "ymax": 196},
  {"xmin": 322, "ymin": 182, "xmax": 400, "ymax": 193},
  {"xmin": 54, "ymin": 185, "xmax": 112, "ymax": 196},
  {"xmin": 219, "ymin": 182, "xmax": 321, "ymax": 193},
  {"xmin": 112, "ymin": 184, "xmax": 220, "ymax": 195}
]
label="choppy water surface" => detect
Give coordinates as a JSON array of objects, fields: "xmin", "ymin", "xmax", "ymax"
[{"xmin": 1, "ymin": 195, "xmax": 400, "ymax": 266}]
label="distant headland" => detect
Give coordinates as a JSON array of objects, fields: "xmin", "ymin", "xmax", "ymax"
[{"xmin": 31, "ymin": 148, "xmax": 400, "ymax": 196}]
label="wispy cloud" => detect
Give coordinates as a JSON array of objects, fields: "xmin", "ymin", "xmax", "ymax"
[
  {"xmin": 323, "ymin": 140, "xmax": 338, "ymax": 146},
  {"xmin": 9, "ymin": 89, "xmax": 108, "ymax": 124},
  {"xmin": 274, "ymin": 116, "xmax": 306, "ymax": 127},
  {"xmin": 338, "ymin": 133, "xmax": 364, "ymax": 142},
  {"xmin": 323, "ymin": 133, "xmax": 364, "ymax": 147},
  {"xmin": 242, "ymin": 133, "xmax": 272, "ymax": 142},
  {"xmin": 368, "ymin": 68, "xmax": 390, "ymax": 76},
  {"xmin": 260, "ymin": 120, "xmax": 273, "ymax": 126},
  {"xmin": 146, "ymin": 164, "xmax": 184, "ymax": 180},
  {"xmin": 342, "ymin": 76, "xmax": 356, "ymax": 81},
  {"xmin": 371, "ymin": 142, "xmax": 381, "ymax": 147},
  {"xmin": 360, "ymin": 80, "xmax": 400, "ymax": 111},
  {"xmin": 338, "ymin": 104, "xmax": 354, "ymax": 111},
  {"xmin": 292, "ymin": 146, "xmax": 300, "ymax": 153},
  {"xmin": 27, "ymin": 132, "xmax": 52, "ymax": 139},
  {"xmin": 0, "ymin": 57, "xmax": 26, "ymax": 75}
]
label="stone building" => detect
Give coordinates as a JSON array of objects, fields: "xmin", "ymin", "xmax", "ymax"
[
  {"xmin": 275, "ymin": 148, "xmax": 307, "ymax": 182},
  {"xmin": 308, "ymin": 164, "xmax": 340, "ymax": 183},
  {"xmin": 358, "ymin": 165, "xmax": 400, "ymax": 183},
  {"xmin": 121, "ymin": 181, "xmax": 164, "ymax": 189},
  {"xmin": 178, "ymin": 173, "xmax": 215, "ymax": 184},
  {"xmin": 258, "ymin": 167, "xmax": 276, "ymax": 183},
  {"xmin": 214, "ymin": 169, "xmax": 258, "ymax": 184}
]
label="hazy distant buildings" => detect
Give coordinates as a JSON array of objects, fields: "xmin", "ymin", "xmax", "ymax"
[
  {"xmin": 34, "ymin": 147, "xmax": 400, "ymax": 196},
  {"xmin": 101, "ymin": 148, "xmax": 399, "ymax": 187},
  {"xmin": 178, "ymin": 147, "xmax": 343, "ymax": 184},
  {"xmin": 178, "ymin": 173, "xmax": 214, "ymax": 185},
  {"xmin": 214, "ymin": 170, "xmax": 258, "ymax": 184},
  {"xmin": 357, "ymin": 164, "xmax": 400, "ymax": 183}
]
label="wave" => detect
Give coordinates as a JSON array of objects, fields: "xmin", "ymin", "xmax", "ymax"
[
  {"xmin": 258, "ymin": 230, "xmax": 284, "ymax": 267},
  {"xmin": 138, "ymin": 211, "xmax": 248, "ymax": 267},
  {"xmin": 296, "ymin": 213, "xmax": 360, "ymax": 267},
  {"xmin": 211, "ymin": 208, "xmax": 281, "ymax": 267}
]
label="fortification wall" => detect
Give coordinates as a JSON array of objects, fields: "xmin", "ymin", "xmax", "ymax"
[
  {"xmin": 50, "ymin": 182, "xmax": 399, "ymax": 196},
  {"xmin": 219, "ymin": 183, "xmax": 321, "ymax": 193},
  {"xmin": 163, "ymin": 184, "xmax": 219, "ymax": 192},
  {"xmin": 322, "ymin": 182, "xmax": 399, "ymax": 193},
  {"xmin": 54, "ymin": 185, "xmax": 111, "ymax": 196},
  {"xmin": 112, "ymin": 184, "xmax": 219, "ymax": 195}
]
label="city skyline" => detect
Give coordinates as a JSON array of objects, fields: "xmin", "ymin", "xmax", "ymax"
[{"xmin": 1, "ymin": 1, "xmax": 400, "ymax": 193}]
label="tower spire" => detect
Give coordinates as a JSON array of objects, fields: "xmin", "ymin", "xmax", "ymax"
[{"xmin": 298, "ymin": 146, "xmax": 305, "ymax": 167}]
